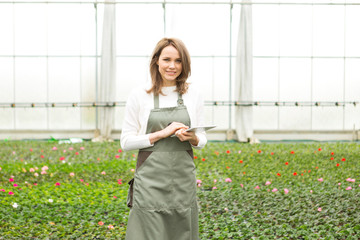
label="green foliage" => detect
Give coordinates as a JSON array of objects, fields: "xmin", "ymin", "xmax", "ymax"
[{"xmin": 0, "ymin": 141, "xmax": 359, "ymax": 239}]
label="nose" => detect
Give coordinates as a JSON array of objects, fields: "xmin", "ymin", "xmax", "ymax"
[{"xmin": 169, "ymin": 61, "xmax": 175, "ymax": 68}]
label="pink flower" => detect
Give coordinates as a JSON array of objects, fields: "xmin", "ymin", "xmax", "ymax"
[
  {"xmin": 41, "ymin": 171, "xmax": 47, "ymax": 175},
  {"xmin": 196, "ymin": 179, "xmax": 202, "ymax": 184},
  {"xmin": 212, "ymin": 186, "xmax": 217, "ymax": 190},
  {"xmin": 197, "ymin": 183, "xmax": 201, "ymax": 187},
  {"xmin": 130, "ymin": 169, "xmax": 135, "ymax": 172},
  {"xmin": 115, "ymin": 155, "xmax": 120, "ymax": 159},
  {"xmin": 346, "ymin": 186, "xmax": 352, "ymax": 190},
  {"xmin": 34, "ymin": 173, "xmax": 39, "ymax": 177},
  {"xmin": 338, "ymin": 183, "xmax": 341, "ymax": 186},
  {"xmin": 346, "ymin": 178, "xmax": 355, "ymax": 183},
  {"xmin": 69, "ymin": 147, "xmax": 74, "ymax": 151},
  {"xmin": 33, "ymin": 183, "xmax": 38, "ymax": 186},
  {"xmin": 30, "ymin": 168, "xmax": 35, "ymax": 172},
  {"xmin": 0, "ymin": 167, "xmax": 2, "ymax": 171},
  {"xmin": 69, "ymin": 172, "xmax": 75, "ymax": 177},
  {"xmin": 101, "ymin": 171, "xmax": 106, "ymax": 175},
  {"xmin": 224, "ymin": 208, "xmax": 229, "ymax": 211},
  {"xmin": 1, "ymin": 189, "xmax": 5, "ymax": 192},
  {"xmin": 63, "ymin": 150, "xmax": 66, "ymax": 153},
  {"xmin": 75, "ymin": 152, "xmax": 79, "ymax": 155},
  {"xmin": 9, "ymin": 191, "xmax": 14, "ymax": 195},
  {"xmin": 225, "ymin": 178, "xmax": 232, "ymax": 183},
  {"xmin": 318, "ymin": 208, "xmax": 322, "ymax": 212},
  {"xmin": 52, "ymin": 147, "xmax": 57, "ymax": 150},
  {"xmin": 9, "ymin": 178, "xmax": 14, "ymax": 182},
  {"xmin": 108, "ymin": 225, "xmax": 114, "ymax": 230},
  {"xmin": 310, "ymin": 190, "xmax": 313, "ymax": 193},
  {"xmin": 214, "ymin": 179, "xmax": 217, "ymax": 183},
  {"xmin": 255, "ymin": 186, "xmax": 260, "ymax": 190},
  {"xmin": 284, "ymin": 188, "xmax": 289, "ymax": 194},
  {"xmin": 80, "ymin": 179, "xmax": 84, "ymax": 182},
  {"xmin": 113, "ymin": 196, "xmax": 117, "ymax": 198},
  {"xmin": 42, "ymin": 166, "xmax": 49, "ymax": 171},
  {"xmin": 118, "ymin": 149, "xmax": 122, "ymax": 153},
  {"xmin": 13, "ymin": 184, "xmax": 18, "ymax": 187},
  {"xmin": 98, "ymin": 221, "xmax": 104, "ymax": 226},
  {"xmin": 80, "ymin": 147, "xmax": 85, "ymax": 150},
  {"xmin": 265, "ymin": 181, "xmax": 271, "ymax": 186},
  {"xmin": 59, "ymin": 157, "xmax": 65, "ymax": 161},
  {"xmin": 272, "ymin": 188, "xmax": 278, "ymax": 192},
  {"xmin": 240, "ymin": 184, "xmax": 244, "ymax": 188},
  {"xmin": 318, "ymin": 178, "xmax": 323, "ymax": 182},
  {"xmin": 55, "ymin": 182, "xmax": 61, "ymax": 186}
]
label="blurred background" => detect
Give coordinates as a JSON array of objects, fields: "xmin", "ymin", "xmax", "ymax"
[{"xmin": 0, "ymin": 0, "xmax": 359, "ymax": 141}]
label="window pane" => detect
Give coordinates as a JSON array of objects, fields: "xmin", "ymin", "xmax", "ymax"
[
  {"xmin": 344, "ymin": 105, "xmax": 360, "ymax": 130},
  {"xmin": 15, "ymin": 58, "xmax": 47, "ymax": 102},
  {"xmin": 0, "ymin": 109, "xmax": 14, "ymax": 130},
  {"xmin": 0, "ymin": 4, "xmax": 13, "ymax": 55},
  {"xmin": 279, "ymin": 107, "xmax": 311, "ymax": 130},
  {"xmin": 166, "ymin": 4, "xmax": 230, "ymax": 56},
  {"xmin": 345, "ymin": 59, "xmax": 360, "ymax": 101},
  {"xmin": 16, "ymin": 108, "xmax": 47, "ymax": 129},
  {"xmin": 49, "ymin": 108, "xmax": 80, "ymax": 130},
  {"xmin": 253, "ymin": 4, "xmax": 279, "ymax": 56},
  {"xmin": 116, "ymin": 4, "xmax": 164, "ymax": 55},
  {"xmin": 313, "ymin": 5, "xmax": 345, "ymax": 57},
  {"xmin": 0, "ymin": 58, "xmax": 14, "ymax": 102},
  {"xmin": 346, "ymin": 6, "xmax": 360, "ymax": 56},
  {"xmin": 253, "ymin": 58, "xmax": 278, "ymax": 101},
  {"xmin": 279, "ymin": 5, "xmax": 312, "ymax": 56},
  {"xmin": 253, "ymin": 107, "xmax": 278, "ymax": 130},
  {"xmin": 312, "ymin": 59, "xmax": 344, "ymax": 102},
  {"xmin": 48, "ymin": 4, "xmax": 82, "ymax": 55},
  {"xmin": 48, "ymin": 58, "xmax": 81, "ymax": 102},
  {"xmin": 279, "ymin": 58, "xmax": 311, "ymax": 101},
  {"xmin": 312, "ymin": 107, "xmax": 344, "ymax": 130}
]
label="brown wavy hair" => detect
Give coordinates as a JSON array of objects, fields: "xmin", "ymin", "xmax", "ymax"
[{"xmin": 147, "ymin": 38, "xmax": 191, "ymax": 96}]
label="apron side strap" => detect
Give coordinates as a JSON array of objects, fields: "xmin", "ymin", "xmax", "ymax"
[
  {"xmin": 154, "ymin": 93, "xmax": 159, "ymax": 109},
  {"xmin": 177, "ymin": 93, "xmax": 184, "ymax": 106}
]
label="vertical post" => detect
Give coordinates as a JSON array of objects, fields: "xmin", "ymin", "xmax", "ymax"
[
  {"xmin": 227, "ymin": 2, "xmax": 233, "ymax": 140},
  {"xmin": 95, "ymin": 2, "xmax": 99, "ymax": 130}
]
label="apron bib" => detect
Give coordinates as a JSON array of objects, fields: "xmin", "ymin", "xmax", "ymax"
[{"xmin": 126, "ymin": 93, "xmax": 199, "ymax": 240}]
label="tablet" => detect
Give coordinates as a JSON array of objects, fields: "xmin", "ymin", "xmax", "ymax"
[{"xmin": 185, "ymin": 125, "xmax": 216, "ymax": 133}]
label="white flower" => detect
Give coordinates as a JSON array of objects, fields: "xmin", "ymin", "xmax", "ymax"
[
  {"xmin": 49, "ymin": 199, "xmax": 53, "ymax": 203},
  {"xmin": 12, "ymin": 203, "xmax": 18, "ymax": 208}
]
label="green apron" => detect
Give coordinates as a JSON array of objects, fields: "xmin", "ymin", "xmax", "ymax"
[{"xmin": 126, "ymin": 93, "xmax": 199, "ymax": 240}]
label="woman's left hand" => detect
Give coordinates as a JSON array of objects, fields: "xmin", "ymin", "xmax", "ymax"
[{"xmin": 175, "ymin": 129, "xmax": 199, "ymax": 146}]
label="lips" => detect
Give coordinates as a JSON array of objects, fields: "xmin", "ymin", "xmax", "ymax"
[{"xmin": 166, "ymin": 71, "xmax": 176, "ymax": 76}]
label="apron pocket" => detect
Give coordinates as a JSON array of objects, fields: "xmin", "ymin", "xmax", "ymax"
[{"xmin": 127, "ymin": 178, "xmax": 134, "ymax": 208}]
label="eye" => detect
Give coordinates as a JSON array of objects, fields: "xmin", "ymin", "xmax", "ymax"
[
  {"xmin": 162, "ymin": 58, "xmax": 170, "ymax": 61},
  {"xmin": 176, "ymin": 59, "xmax": 182, "ymax": 63}
]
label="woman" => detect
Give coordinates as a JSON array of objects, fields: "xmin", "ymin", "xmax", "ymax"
[{"xmin": 121, "ymin": 38, "xmax": 207, "ymax": 240}]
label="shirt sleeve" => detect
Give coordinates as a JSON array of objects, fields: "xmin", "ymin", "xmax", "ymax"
[
  {"xmin": 120, "ymin": 90, "xmax": 154, "ymax": 151},
  {"xmin": 191, "ymin": 90, "xmax": 207, "ymax": 150}
]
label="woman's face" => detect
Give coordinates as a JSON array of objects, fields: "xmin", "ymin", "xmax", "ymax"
[{"xmin": 157, "ymin": 45, "xmax": 182, "ymax": 86}]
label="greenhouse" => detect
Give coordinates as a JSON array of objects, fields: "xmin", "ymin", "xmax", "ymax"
[{"xmin": 0, "ymin": 0, "xmax": 360, "ymax": 239}]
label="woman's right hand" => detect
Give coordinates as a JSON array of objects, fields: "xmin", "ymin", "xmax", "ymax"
[{"xmin": 149, "ymin": 122, "xmax": 188, "ymax": 144}]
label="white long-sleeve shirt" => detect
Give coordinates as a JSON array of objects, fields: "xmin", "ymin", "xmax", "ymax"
[{"xmin": 120, "ymin": 84, "xmax": 207, "ymax": 151}]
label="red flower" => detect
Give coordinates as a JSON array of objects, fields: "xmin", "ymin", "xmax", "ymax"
[
  {"xmin": 243, "ymin": 172, "xmax": 246, "ymax": 175},
  {"xmin": 118, "ymin": 149, "xmax": 122, "ymax": 153},
  {"xmin": 226, "ymin": 166, "xmax": 230, "ymax": 169},
  {"xmin": 40, "ymin": 155, "xmax": 44, "ymax": 158},
  {"xmin": 55, "ymin": 182, "xmax": 61, "ymax": 186},
  {"xmin": 290, "ymin": 151, "xmax": 295, "ymax": 154},
  {"xmin": 277, "ymin": 173, "xmax": 281, "ymax": 176},
  {"xmin": 115, "ymin": 155, "xmax": 120, "ymax": 159},
  {"xmin": 202, "ymin": 158, "xmax": 206, "ymax": 162},
  {"xmin": 308, "ymin": 170, "xmax": 311, "ymax": 173},
  {"xmin": 226, "ymin": 150, "xmax": 230, "ymax": 154},
  {"xmin": 336, "ymin": 163, "xmax": 340, "ymax": 167},
  {"xmin": 301, "ymin": 173, "xmax": 304, "ymax": 176},
  {"xmin": 293, "ymin": 172, "xmax": 297, "ymax": 176},
  {"xmin": 341, "ymin": 158, "xmax": 346, "ymax": 162},
  {"xmin": 30, "ymin": 148, "xmax": 33, "ymax": 152},
  {"xmin": 59, "ymin": 157, "xmax": 65, "ymax": 161},
  {"xmin": 271, "ymin": 152, "xmax": 274, "ymax": 155},
  {"xmin": 239, "ymin": 160, "xmax": 243, "ymax": 164},
  {"xmin": 330, "ymin": 157, "xmax": 334, "ymax": 160},
  {"xmin": 9, "ymin": 178, "xmax": 14, "ymax": 182},
  {"xmin": 285, "ymin": 162, "xmax": 289, "ymax": 165},
  {"xmin": 315, "ymin": 166, "xmax": 318, "ymax": 169},
  {"xmin": 98, "ymin": 221, "xmax": 104, "ymax": 226},
  {"xmin": 318, "ymin": 148, "xmax": 322, "ymax": 151},
  {"xmin": 194, "ymin": 156, "xmax": 198, "ymax": 159},
  {"xmin": 331, "ymin": 152, "xmax": 334, "ymax": 155},
  {"xmin": 257, "ymin": 150, "xmax": 262, "ymax": 153},
  {"xmin": 75, "ymin": 152, "xmax": 79, "ymax": 155}
]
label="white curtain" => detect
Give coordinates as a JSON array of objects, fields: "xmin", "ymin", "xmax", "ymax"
[
  {"xmin": 235, "ymin": 1, "xmax": 254, "ymax": 142},
  {"xmin": 97, "ymin": 0, "xmax": 117, "ymax": 140}
]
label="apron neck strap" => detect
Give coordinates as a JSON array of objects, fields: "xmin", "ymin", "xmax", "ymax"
[{"xmin": 153, "ymin": 92, "xmax": 184, "ymax": 109}]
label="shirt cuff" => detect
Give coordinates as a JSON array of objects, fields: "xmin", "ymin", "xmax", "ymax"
[{"xmin": 191, "ymin": 133, "xmax": 207, "ymax": 150}]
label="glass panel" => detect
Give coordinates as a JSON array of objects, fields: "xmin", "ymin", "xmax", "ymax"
[
  {"xmin": 48, "ymin": 58, "xmax": 81, "ymax": 102},
  {"xmin": 312, "ymin": 58, "xmax": 344, "ymax": 102},
  {"xmin": 15, "ymin": 58, "xmax": 47, "ymax": 102},
  {"xmin": 16, "ymin": 108, "xmax": 47, "ymax": 129},
  {"xmin": 81, "ymin": 108, "xmax": 96, "ymax": 130},
  {"xmin": 253, "ymin": 58, "xmax": 279, "ymax": 101},
  {"xmin": 253, "ymin": 107, "xmax": 278, "ymax": 130},
  {"xmin": 48, "ymin": 4, "xmax": 82, "ymax": 55},
  {"xmin": 0, "ymin": 4, "xmax": 13, "ymax": 55},
  {"xmin": 279, "ymin": 58, "xmax": 311, "ymax": 101},
  {"xmin": 312, "ymin": 107, "xmax": 344, "ymax": 130},
  {"xmin": 279, "ymin": 5, "xmax": 312, "ymax": 56},
  {"xmin": 80, "ymin": 5, "xmax": 96, "ymax": 55},
  {"xmin": 231, "ymin": 4, "xmax": 241, "ymax": 57},
  {"xmin": 279, "ymin": 107, "xmax": 311, "ymax": 130},
  {"xmin": 212, "ymin": 106, "xmax": 229, "ymax": 130},
  {"xmin": 0, "ymin": 58, "xmax": 14, "ymax": 102},
  {"xmin": 313, "ymin": 5, "xmax": 345, "ymax": 57},
  {"xmin": 344, "ymin": 105, "xmax": 360, "ymax": 130},
  {"xmin": 116, "ymin": 57, "xmax": 150, "ymax": 102},
  {"xmin": 48, "ymin": 108, "xmax": 80, "ymax": 130},
  {"xmin": 0, "ymin": 109, "xmax": 14, "ymax": 130},
  {"xmin": 116, "ymin": 4, "xmax": 164, "ymax": 56},
  {"xmin": 14, "ymin": 4, "xmax": 47, "ymax": 55},
  {"xmin": 81, "ymin": 57, "xmax": 96, "ymax": 102},
  {"xmin": 114, "ymin": 107, "xmax": 125, "ymax": 130},
  {"xmin": 346, "ymin": 6, "xmax": 360, "ymax": 56},
  {"xmin": 345, "ymin": 59, "xmax": 360, "ymax": 101},
  {"xmin": 252, "ymin": 4, "xmax": 279, "ymax": 56},
  {"xmin": 189, "ymin": 57, "xmax": 213, "ymax": 101},
  {"xmin": 166, "ymin": 4, "xmax": 230, "ymax": 56}
]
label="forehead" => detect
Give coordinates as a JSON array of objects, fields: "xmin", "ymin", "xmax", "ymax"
[{"xmin": 160, "ymin": 45, "xmax": 180, "ymax": 58}]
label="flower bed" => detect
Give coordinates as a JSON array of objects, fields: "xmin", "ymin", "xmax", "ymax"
[{"xmin": 0, "ymin": 141, "xmax": 359, "ymax": 239}]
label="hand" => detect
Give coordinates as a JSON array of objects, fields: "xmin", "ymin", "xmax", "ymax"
[
  {"xmin": 175, "ymin": 129, "xmax": 199, "ymax": 146},
  {"xmin": 160, "ymin": 122, "xmax": 188, "ymax": 139}
]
